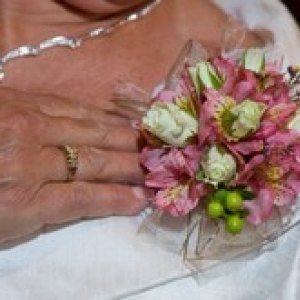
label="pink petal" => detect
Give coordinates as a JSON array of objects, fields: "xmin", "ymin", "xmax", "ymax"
[
  {"xmin": 145, "ymin": 169, "xmax": 178, "ymax": 189},
  {"xmin": 231, "ymin": 140, "xmax": 264, "ymax": 156},
  {"xmin": 232, "ymin": 81, "xmax": 255, "ymax": 101},
  {"xmin": 155, "ymin": 185, "xmax": 199, "ymax": 216},
  {"xmin": 253, "ymin": 120, "xmax": 278, "ymax": 139},
  {"xmin": 244, "ymin": 201, "xmax": 264, "ymax": 225},
  {"xmin": 274, "ymin": 184, "xmax": 297, "ymax": 206},
  {"xmin": 245, "ymin": 188, "xmax": 275, "ymax": 225},
  {"xmin": 267, "ymin": 130, "xmax": 299, "ymax": 146},
  {"xmin": 140, "ymin": 147, "xmax": 166, "ymax": 171},
  {"xmin": 203, "ymin": 88, "xmax": 227, "ymax": 117},
  {"xmin": 212, "ymin": 56, "xmax": 237, "ymax": 94},
  {"xmin": 234, "ymin": 155, "xmax": 265, "ymax": 184}
]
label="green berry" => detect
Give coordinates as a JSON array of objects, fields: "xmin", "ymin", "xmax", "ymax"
[
  {"xmin": 225, "ymin": 191, "xmax": 243, "ymax": 212},
  {"xmin": 226, "ymin": 215, "xmax": 244, "ymax": 234},
  {"xmin": 207, "ymin": 201, "xmax": 224, "ymax": 219},
  {"xmin": 213, "ymin": 189, "xmax": 229, "ymax": 203}
]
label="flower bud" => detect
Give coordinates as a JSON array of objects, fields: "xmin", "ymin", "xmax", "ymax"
[
  {"xmin": 189, "ymin": 61, "xmax": 222, "ymax": 94},
  {"xmin": 230, "ymin": 99, "xmax": 266, "ymax": 139},
  {"xmin": 201, "ymin": 145, "xmax": 236, "ymax": 185},
  {"xmin": 142, "ymin": 102, "xmax": 198, "ymax": 147}
]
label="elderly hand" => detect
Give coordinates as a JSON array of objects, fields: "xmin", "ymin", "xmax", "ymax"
[{"xmin": 0, "ymin": 88, "xmax": 149, "ymax": 244}]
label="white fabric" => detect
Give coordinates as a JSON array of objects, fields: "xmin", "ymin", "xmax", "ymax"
[
  {"xmin": 1, "ymin": 1, "xmax": 300, "ymax": 299},
  {"xmin": 214, "ymin": 0, "xmax": 300, "ymax": 65}
]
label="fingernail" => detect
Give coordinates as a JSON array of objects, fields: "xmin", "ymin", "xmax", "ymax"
[{"xmin": 132, "ymin": 187, "xmax": 153, "ymax": 202}]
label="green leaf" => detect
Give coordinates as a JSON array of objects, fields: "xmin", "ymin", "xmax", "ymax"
[
  {"xmin": 196, "ymin": 168, "xmax": 205, "ymax": 181},
  {"xmin": 221, "ymin": 108, "xmax": 237, "ymax": 135},
  {"xmin": 238, "ymin": 209, "xmax": 250, "ymax": 218},
  {"xmin": 236, "ymin": 188, "xmax": 256, "ymax": 200}
]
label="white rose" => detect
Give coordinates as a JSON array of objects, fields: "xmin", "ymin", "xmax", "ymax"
[
  {"xmin": 230, "ymin": 99, "xmax": 266, "ymax": 139},
  {"xmin": 142, "ymin": 102, "xmax": 198, "ymax": 147},
  {"xmin": 288, "ymin": 112, "xmax": 300, "ymax": 135},
  {"xmin": 202, "ymin": 145, "xmax": 236, "ymax": 184}
]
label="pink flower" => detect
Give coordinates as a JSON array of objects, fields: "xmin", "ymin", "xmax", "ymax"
[
  {"xmin": 139, "ymin": 48, "xmax": 300, "ymax": 228},
  {"xmin": 244, "ymin": 188, "xmax": 275, "ymax": 225},
  {"xmin": 140, "ymin": 146, "xmax": 201, "ymax": 188},
  {"xmin": 155, "ymin": 183, "xmax": 202, "ymax": 216},
  {"xmin": 237, "ymin": 130, "xmax": 300, "ymax": 224},
  {"xmin": 212, "ymin": 56, "xmax": 239, "ymax": 95},
  {"xmin": 140, "ymin": 145, "xmax": 210, "ymax": 215}
]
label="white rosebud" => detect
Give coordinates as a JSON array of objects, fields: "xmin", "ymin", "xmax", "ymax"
[
  {"xmin": 288, "ymin": 111, "xmax": 300, "ymax": 134},
  {"xmin": 142, "ymin": 102, "xmax": 198, "ymax": 147},
  {"xmin": 202, "ymin": 145, "xmax": 236, "ymax": 184},
  {"xmin": 230, "ymin": 99, "xmax": 266, "ymax": 139}
]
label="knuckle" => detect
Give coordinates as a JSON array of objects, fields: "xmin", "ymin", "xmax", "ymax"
[
  {"xmin": 97, "ymin": 123, "xmax": 111, "ymax": 147},
  {"xmin": 7, "ymin": 147, "xmax": 39, "ymax": 182},
  {"xmin": 5, "ymin": 109, "xmax": 43, "ymax": 139},
  {"xmin": 8, "ymin": 148, "xmax": 27, "ymax": 179},
  {"xmin": 78, "ymin": 105, "xmax": 89, "ymax": 119},
  {"xmin": 0, "ymin": 188, "xmax": 39, "ymax": 243},
  {"xmin": 105, "ymin": 185, "xmax": 123, "ymax": 215},
  {"xmin": 68, "ymin": 182, "xmax": 92, "ymax": 214},
  {"xmin": 82, "ymin": 147, "xmax": 107, "ymax": 178}
]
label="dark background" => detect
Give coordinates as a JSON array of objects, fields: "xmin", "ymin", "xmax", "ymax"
[{"xmin": 282, "ymin": 0, "xmax": 300, "ymax": 24}]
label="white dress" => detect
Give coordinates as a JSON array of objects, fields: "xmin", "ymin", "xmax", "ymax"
[{"xmin": 1, "ymin": 1, "xmax": 300, "ymax": 299}]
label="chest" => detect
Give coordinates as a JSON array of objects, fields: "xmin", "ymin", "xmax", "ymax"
[{"xmin": 0, "ymin": 1, "xmax": 224, "ymax": 110}]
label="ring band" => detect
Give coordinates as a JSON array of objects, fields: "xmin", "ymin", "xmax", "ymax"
[{"xmin": 58, "ymin": 145, "xmax": 79, "ymax": 181}]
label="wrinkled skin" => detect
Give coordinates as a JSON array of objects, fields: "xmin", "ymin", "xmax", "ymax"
[
  {"xmin": 0, "ymin": 0, "xmax": 263, "ymax": 245},
  {"xmin": 0, "ymin": 88, "xmax": 148, "ymax": 244}
]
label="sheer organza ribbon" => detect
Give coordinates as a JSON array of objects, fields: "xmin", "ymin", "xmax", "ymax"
[{"xmin": 111, "ymin": 18, "xmax": 300, "ymax": 272}]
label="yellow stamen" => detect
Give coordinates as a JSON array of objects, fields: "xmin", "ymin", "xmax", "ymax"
[
  {"xmin": 175, "ymin": 95, "xmax": 196, "ymax": 117},
  {"xmin": 265, "ymin": 166, "xmax": 282, "ymax": 182},
  {"xmin": 167, "ymin": 185, "xmax": 184, "ymax": 202},
  {"xmin": 214, "ymin": 96, "xmax": 237, "ymax": 141}
]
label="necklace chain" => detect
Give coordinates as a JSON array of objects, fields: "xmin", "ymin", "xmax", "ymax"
[{"xmin": 0, "ymin": 0, "xmax": 161, "ymax": 81}]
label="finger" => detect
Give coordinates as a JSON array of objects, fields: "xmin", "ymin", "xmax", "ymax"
[
  {"xmin": 1, "ymin": 109, "xmax": 138, "ymax": 151},
  {"xmin": 35, "ymin": 182, "xmax": 151, "ymax": 225},
  {"xmin": 39, "ymin": 116, "xmax": 139, "ymax": 151},
  {"xmin": 0, "ymin": 144, "xmax": 64, "ymax": 184},
  {"xmin": 41, "ymin": 146, "xmax": 144, "ymax": 183},
  {"xmin": 0, "ymin": 145, "xmax": 143, "ymax": 184},
  {"xmin": 75, "ymin": 147, "xmax": 143, "ymax": 183},
  {"xmin": 0, "ymin": 128, "xmax": 17, "ymax": 150},
  {"xmin": 33, "ymin": 93, "xmax": 131, "ymax": 125},
  {"xmin": 0, "ymin": 87, "xmax": 131, "ymax": 126}
]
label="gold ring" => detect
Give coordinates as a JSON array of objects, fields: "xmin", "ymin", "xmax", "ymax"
[{"xmin": 58, "ymin": 145, "xmax": 79, "ymax": 181}]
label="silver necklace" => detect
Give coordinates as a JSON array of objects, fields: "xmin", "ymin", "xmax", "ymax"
[{"xmin": 0, "ymin": 0, "xmax": 161, "ymax": 81}]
